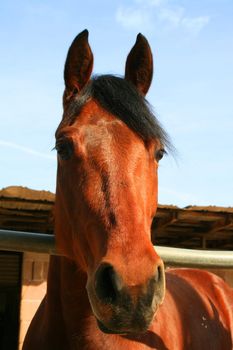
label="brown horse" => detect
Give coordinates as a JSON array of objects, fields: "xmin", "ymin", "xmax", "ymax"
[{"xmin": 23, "ymin": 30, "xmax": 233, "ymax": 350}]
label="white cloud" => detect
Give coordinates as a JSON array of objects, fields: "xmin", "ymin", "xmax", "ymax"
[
  {"xmin": 116, "ymin": 1, "xmax": 210, "ymax": 35},
  {"xmin": 135, "ymin": 0, "xmax": 165, "ymax": 6},
  {"xmin": 0, "ymin": 140, "xmax": 56, "ymax": 160},
  {"xmin": 181, "ymin": 16, "xmax": 210, "ymax": 35},
  {"xmin": 159, "ymin": 7, "xmax": 185, "ymax": 27},
  {"xmin": 116, "ymin": 6, "xmax": 151, "ymax": 30},
  {"xmin": 159, "ymin": 7, "xmax": 210, "ymax": 34}
]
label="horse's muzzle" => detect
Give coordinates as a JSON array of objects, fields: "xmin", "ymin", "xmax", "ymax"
[{"xmin": 87, "ymin": 261, "xmax": 165, "ymax": 334}]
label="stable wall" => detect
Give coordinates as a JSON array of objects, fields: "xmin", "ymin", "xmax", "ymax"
[{"xmin": 19, "ymin": 252, "xmax": 49, "ymax": 350}]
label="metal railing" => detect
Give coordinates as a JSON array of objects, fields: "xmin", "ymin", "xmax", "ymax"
[
  {"xmin": 0, "ymin": 229, "xmax": 233, "ymax": 269},
  {"xmin": 0, "ymin": 229, "xmax": 56, "ymax": 255}
]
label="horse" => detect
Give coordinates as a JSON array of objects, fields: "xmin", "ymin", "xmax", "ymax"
[{"xmin": 23, "ymin": 30, "xmax": 233, "ymax": 350}]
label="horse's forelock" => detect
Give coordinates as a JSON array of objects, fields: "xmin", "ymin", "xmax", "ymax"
[{"xmin": 61, "ymin": 75, "xmax": 172, "ymax": 153}]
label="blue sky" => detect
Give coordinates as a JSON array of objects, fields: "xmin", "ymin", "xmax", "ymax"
[{"xmin": 0, "ymin": 0, "xmax": 232, "ymax": 207}]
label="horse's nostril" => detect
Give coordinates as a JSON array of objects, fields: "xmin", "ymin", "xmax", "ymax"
[
  {"xmin": 95, "ymin": 264, "xmax": 121, "ymax": 304},
  {"xmin": 155, "ymin": 265, "xmax": 162, "ymax": 283},
  {"xmin": 153, "ymin": 263, "xmax": 165, "ymax": 286}
]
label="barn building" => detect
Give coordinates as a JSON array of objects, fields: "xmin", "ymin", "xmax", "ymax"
[{"xmin": 0, "ymin": 186, "xmax": 232, "ymax": 349}]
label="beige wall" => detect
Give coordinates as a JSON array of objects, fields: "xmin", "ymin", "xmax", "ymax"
[{"xmin": 19, "ymin": 252, "xmax": 49, "ymax": 350}]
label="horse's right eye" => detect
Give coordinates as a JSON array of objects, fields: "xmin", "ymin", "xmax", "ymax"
[
  {"xmin": 155, "ymin": 148, "xmax": 166, "ymax": 162},
  {"xmin": 55, "ymin": 139, "xmax": 74, "ymax": 160}
]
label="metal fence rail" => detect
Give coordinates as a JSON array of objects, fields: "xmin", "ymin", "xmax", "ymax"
[
  {"xmin": 0, "ymin": 229, "xmax": 233, "ymax": 269},
  {"xmin": 0, "ymin": 229, "xmax": 56, "ymax": 255}
]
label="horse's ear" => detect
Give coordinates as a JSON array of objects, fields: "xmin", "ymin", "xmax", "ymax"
[
  {"xmin": 125, "ymin": 33, "xmax": 153, "ymax": 95},
  {"xmin": 64, "ymin": 29, "xmax": 93, "ymax": 97}
]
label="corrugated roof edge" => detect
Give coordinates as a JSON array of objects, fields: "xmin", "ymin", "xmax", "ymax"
[
  {"xmin": 1, "ymin": 186, "xmax": 232, "ymax": 212},
  {"xmin": 0, "ymin": 186, "xmax": 55, "ymax": 203}
]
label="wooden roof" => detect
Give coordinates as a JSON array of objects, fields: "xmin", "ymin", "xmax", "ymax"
[
  {"xmin": 152, "ymin": 205, "xmax": 233, "ymax": 250},
  {"xmin": 0, "ymin": 186, "xmax": 233, "ymax": 250},
  {"xmin": 0, "ymin": 186, "xmax": 54, "ymax": 234}
]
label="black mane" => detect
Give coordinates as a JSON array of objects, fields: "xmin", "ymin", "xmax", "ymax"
[{"xmin": 63, "ymin": 75, "xmax": 171, "ymax": 150}]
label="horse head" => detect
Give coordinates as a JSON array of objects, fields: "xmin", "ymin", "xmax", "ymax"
[{"xmin": 55, "ymin": 30, "xmax": 169, "ymax": 335}]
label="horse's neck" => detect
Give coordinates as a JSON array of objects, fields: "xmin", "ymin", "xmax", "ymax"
[
  {"xmin": 46, "ymin": 256, "xmax": 91, "ymax": 342},
  {"xmin": 46, "ymin": 257, "xmax": 135, "ymax": 350}
]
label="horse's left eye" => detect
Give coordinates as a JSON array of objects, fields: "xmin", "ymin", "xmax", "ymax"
[
  {"xmin": 155, "ymin": 149, "xmax": 166, "ymax": 162},
  {"xmin": 55, "ymin": 139, "xmax": 74, "ymax": 160}
]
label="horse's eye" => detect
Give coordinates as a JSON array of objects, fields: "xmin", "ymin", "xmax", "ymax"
[
  {"xmin": 55, "ymin": 139, "xmax": 74, "ymax": 160},
  {"xmin": 155, "ymin": 149, "xmax": 166, "ymax": 162}
]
